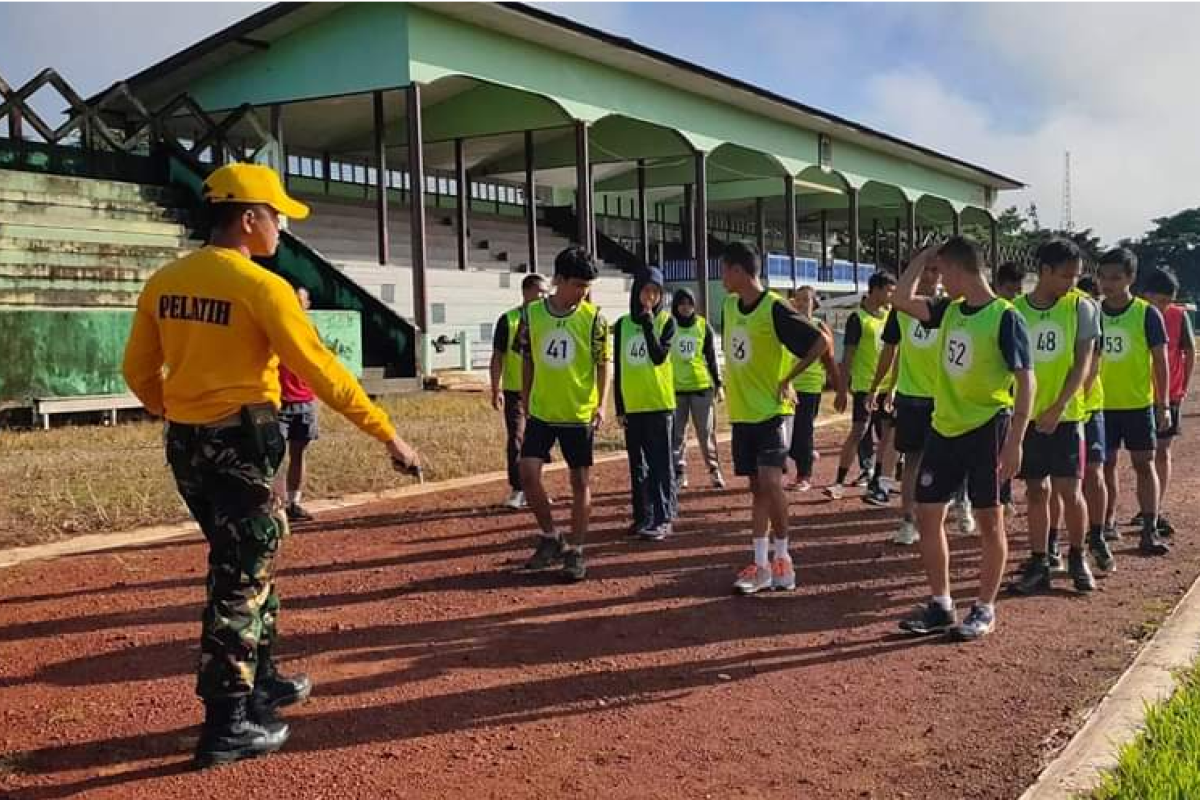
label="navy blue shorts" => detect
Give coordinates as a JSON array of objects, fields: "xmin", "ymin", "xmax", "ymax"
[
  {"xmin": 916, "ymin": 413, "xmax": 1010, "ymax": 509},
  {"xmin": 1104, "ymin": 407, "xmax": 1155, "ymax": 457}
]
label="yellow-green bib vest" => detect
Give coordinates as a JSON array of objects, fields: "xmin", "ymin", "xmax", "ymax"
[
  {"xmin": 1099, "ymin": 298, "xmax": 1154, "ymax": 411},
  {"xmin": 527, "ymin": 298, "xmax": 600, "ymax": 424},
  {"xmin": 931, "ymin": 298, "xmax": 1017, "ymax": 438},
  {"xmin": 619, "ymin": 312, "xmax": 676, "ymax": 413},
  {"xmin": 1015, "ymin": 292, "xmax": 1087, "ymax": 422},
  {"xmin": 896, "ymin": 310, "xmax": 940, "ymax": 399},
  {"xmin": 849, "ymin": 306, "xmax": 887, "ymax": 393},
  {"xmin": 671, "ymin": 315, "xmax": 713, "ymax": 392},
  {"xmin": 723, "ymin": 292, "xmax": 796, "ymax": 423},
  {"xmin": 501, "ymin": 306, "xmax": 524, "ymax": 393}
]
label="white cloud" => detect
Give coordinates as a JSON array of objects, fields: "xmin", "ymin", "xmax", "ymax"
[{"xmin": 860, "ymin": 4, "xmax": 1200, "ymax": 242}]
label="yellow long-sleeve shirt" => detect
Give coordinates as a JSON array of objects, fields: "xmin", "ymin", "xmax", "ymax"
[{"xmin": 122, "ymin": 245, "xmax": 396, "ymax": 442}]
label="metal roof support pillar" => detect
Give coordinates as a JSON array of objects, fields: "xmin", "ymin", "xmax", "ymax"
[
  {"xmin": 989, "ymin": 216, "xmax": 1000, "ymax": 280},
  {"xmin": 405, "ymin": 83, "xmax": 429, "ymax": 333},
  {"xmin": 373, "ymin": 90, "xmax": 389, "ymax": 267},
  {"xmin": 820, "ymin": 209, "xmax": 829, "ymax": 282},
  {"xmin": 849, "ymin": 188, "xmax": 861, "ymax": 292},
  {"xmin": 683, "ymin": 184, "xmax": 695, "ymax": 259},
  {"xmin": 269, "ymin": 104, "xmax": 286, "ymax": 186},
  {"xmin": 905, "ymin": 199, "xmax": 917, "ymax": 264},
  {"xmin": 784, "ymin": 175, "xmax": 796, "ymax": 287},
  {"xmin": 693, "ymin": 151, "xmax": 709, "ymax": 317},
  {"xmin": 455, "ymin": 138, "xmax": 468, "ymax": 271},
  {"xmin": 637, "ymin": 159, "xmax": 649, "ymax": 265},
  {"xmin": 573, "ymin": 121, "xmax": 591, "ymax": 250},
  {"xmin": 755, "ymin": 196, "xmax": 767, "ymax": 285},
  {"xmin": 524, "ymin": 130, "xmax": 538, "ymax": 274},
  {"xmin": 873, "ymin": 219, "xmax": 881, "ymax": 273},
  {"xmin": 893, "ymin": 216, "xmax": 902, "ymax": 272},
  {"xmin": 952, "ymin": 209, "xmax": 962, "ymax": 237}
]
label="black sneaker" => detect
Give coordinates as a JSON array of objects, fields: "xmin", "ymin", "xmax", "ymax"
[
  {"xmin": 899, "ymin": 602, "xmax": 957, "ymax": 636},
  {"xmin": 1128, "ymin": 512, "xmax": 1147, "ymax": 527},
  {"xmin": 638, "ymin": 524, "xmax": 670, "ymax": 542},
  {"xmin": 561, "ymin": 548, "xmax": 587, "ymax": 582},
  {"xmin": 1102, "ymin": 524, "xmax": 1120, "ymax": 542},
  {"xmin": 523, "ymin": 536, "xmax": 565, "ymax": 571},
  {"xmin": 948, "ymin": 603, "xmax": 995, "ymax": 642},
  {"xmin": 1139, "ymin": 528, "xmax": 1170, "ymax": 556},
  {"xmin": 863, "ymin": 484, "xmax": 890, "ymax": 507},
  {"xmin": 1068, "ymin": 548, "xmax": 1096, "ymax": 592},
  {"xmin": 286, "ymin": 503, "xmax": 314, "ymax": 522},
  {"xmin": 195, "ymin": 697, "xmax": 290, "ymax": 769},
  {"xmin": 1157, "ymin": 517, "xmax": 1176, "ymax": 538},
  {"xmin": 852, "ymin": 469, "xmax": 873, "ymax": 488},
  {"xmin": 1047, "ymin": 532, "xmax": 1065, "ymax": 574},
  {"xmin": 1088, "ymin": 529, "xmax": 1115, "ymax": 573},
  {"xmin": 1009, "ymin": 557, "xmax": 1051, "ymax": 595}
]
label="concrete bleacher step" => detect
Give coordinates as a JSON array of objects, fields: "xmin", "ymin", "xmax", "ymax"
[
  {"xmin": 0, "ymin": 198, "xmax": 186, "ymax": 226},
  {"xmin": 0, "ymin": 204, "xmax": 190, "ymax": 238},
  {"xmin": 0, "ymin": 242, "xmax": 188, "ymax": 268},
  {"xmin": 0, "ymin": 168, "xmax": 175, "ymax": 207},
  {"xmin": 0, "ymin": 224, "xmax": 190, "ymax": 249}
]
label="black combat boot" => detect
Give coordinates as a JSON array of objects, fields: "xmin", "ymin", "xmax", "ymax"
[
  {"xmin": 195, "ymin": 696, "xmax": 290, "ymax": 769},
  {"xmin": 250, "ymin": 645, "xmax": 313, "ymax": 725}
]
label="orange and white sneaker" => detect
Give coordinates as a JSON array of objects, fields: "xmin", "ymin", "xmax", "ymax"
[
  {"xmin": 771, "ymin": 557, "xmax": 796, "ymax": 591},
  {"xmin": 732, "ymin": 563, "xmax": 772, "ymax": 595}
]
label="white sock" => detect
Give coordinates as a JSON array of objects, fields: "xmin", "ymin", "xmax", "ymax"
[
  {"xmin": 288, "ymin": 490, "xmax": 301, "ymax": 505},
  {"xmin": 772, "ymin": 538, "xmax": 790, "ymax": 561},
  {"xmin": 932, "ymin": 594, "xmax": 954, "ymax": 611},
  {"xmin": 752, "ymin": 537, "xmax": 770, "ymax": 569}
]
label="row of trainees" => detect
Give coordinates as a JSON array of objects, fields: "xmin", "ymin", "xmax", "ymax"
[{"xmin": 489, "ymin": 235, "xmax": 1194, "ymax": 644}]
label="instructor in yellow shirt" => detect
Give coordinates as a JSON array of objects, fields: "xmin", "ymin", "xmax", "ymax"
[{"xmin": 122, "ymin": 163, "xmax": 420, "ymax": 769}]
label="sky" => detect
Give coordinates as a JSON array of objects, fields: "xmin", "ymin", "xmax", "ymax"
[{"xmin": 1, "ymin": 2, "xmax": 1196, "ymax": 243}]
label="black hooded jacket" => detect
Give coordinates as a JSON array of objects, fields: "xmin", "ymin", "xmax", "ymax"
[
  {"xmin": 670, "ymin": 287, "xmax": 721, "ymax": 393},
  {"xmin": 613, "ymin": 267, "xmax": 675, "ymax": 415}
]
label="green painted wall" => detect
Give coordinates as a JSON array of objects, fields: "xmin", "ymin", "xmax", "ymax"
[
  {"xmin": 0, "ymin": 308, "xmax": 362, "ymax": 402},
  {"xmin": 189, "ymin": 4, "xmax": 410, "ymax": 110}
]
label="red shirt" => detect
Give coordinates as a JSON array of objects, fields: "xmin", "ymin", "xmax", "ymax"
[
  {"xmin": 1164, "ymin": 305, "xmax": 1189, "ymax": 402},
  {"xmin": 279, "ymin": 363, "xmax": 316, "ymax": 404}
]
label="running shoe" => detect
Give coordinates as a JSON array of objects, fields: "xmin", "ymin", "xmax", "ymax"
[
  {"xmin": 823, "ymin": 483, "xmax": 845, "ymax": 500},
  {"xmin": 285, "ymin": 503, "xmax": 314, "ymax": 522},
  {"xmin": 892, "ymin": 519, "xmax": 919, "ymax": 546},
  {"xmin": 1102, "ymin": 524, "xmax": 1120, "ymax": 542},
  {"xmin": 503, "ymin": 490, "xmax": 527, "ymax": 510},
  {"xmin": 639, "ymin": 524, "xmax": 670, "ymax": 542},
  {"xmin": 948, "ymin": 604, "xmax": 995, "ymax": 642},
  {"xmin": 1139, "ymin": 528, "xmax": 1170, "ymax": 556},
  {"xmin": 852, "ymin": 469, "xmax": 873, "ymax": 487},
  {"xmin": 1158, "ymin": 517, "xmax": 1176, "ymax": 538},
  {"xmin": 523, "ymin": 535, "xmax": 565, "ymax": 571},
  {"xmin": 771, "ymin": 557, "xmax": 796, "ymax": 591},
  {"xmin": 711, "ymin": 470, "xmax": 727, "ymax": 489},
  {"xmin": 953, "ymin": 501, "xmax": 977, "ymax": 535},
  {"xmin": 1088, "ymin": 529, "xmax": 1115, "ymax": 573},
  {"xmin": 789, "ymin": 479, "xmax": 812, "ymax": 492},
  {"xmin": 1009, "ymin": 557, "xmax": 1051, "ymax": 595},
  {"xmin": 678, "ymin": 472, "xmax": 690, "ymax": 490},
  {"xmin": 899, "ymin": 602, "xmax": 957, "ymax": 635},
  {"xmin": 863, "ymin": 484, "xmax": 890, "ymax": 506},
  {"xmin": 561, "ymin": 548, "xmax": 587, "ymax": 582},
  {"xmin": 732, "ymin": 564, "xmax": 772, "ymax": 595},
  {"xmin": 1068, "ymin": 548, "xmax": 1096, "ymax": 592},
  {"xmin": 1128, "ymin": 512, "xmax": 1146, "ymax": 527}
]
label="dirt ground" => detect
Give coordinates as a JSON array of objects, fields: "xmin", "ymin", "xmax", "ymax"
[{"xmin": 1, "ymin": 415, "xmax": 1198, "ymax": 799}]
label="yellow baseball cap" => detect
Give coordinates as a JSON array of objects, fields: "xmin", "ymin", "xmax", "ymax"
[{"xmin": 202, "ymin": 163, "xmax": 310, "ymax": 220}]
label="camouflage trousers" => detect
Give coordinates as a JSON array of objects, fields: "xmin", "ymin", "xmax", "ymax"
[{"xmin": 166, "ymin": 410, "xmax": 288, "ymax": 701}]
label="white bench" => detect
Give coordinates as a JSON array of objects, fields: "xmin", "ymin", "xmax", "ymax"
[{"xmin": 32, "ymin": 393, "xmax": 143, "ymax": 429}]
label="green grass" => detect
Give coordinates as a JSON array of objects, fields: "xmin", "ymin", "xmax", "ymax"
[
  {"xmin": 1091, "ymin": 661, "xmax": 1200, "ymax": 799},
  {"xmin": 0, "ymin": 391, "xmax": 734, "ymax": 549}
]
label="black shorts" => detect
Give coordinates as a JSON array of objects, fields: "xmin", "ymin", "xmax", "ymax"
[
  {"xmin": 278, "ymin": 401, "xmax": 319, "ymax": 442},
  {"xmin": 894, "ymin": 396, "xmax": 934, "ymax": 454},
  {"xmin": 916, "ymin": 413, "xmax": 1010, "ymax": 509},
  {"xmin": 520, "ymin": 417, "xmax": 595, "ymax": 468},
  {"xmin": 731, "ymin": 416, "xmax": 789, "ymax": 476},
  {"xmin": 1104, "ymin": 407, "xmax": 1155, "ymax": 455},
  {"xmin": 852, "ymin": 391, "xmax": 894, "ymax": 428},
  {"xmin": 1084, "ymin": 413, "xmax": 1106, "ymax": 465},
  {"xmin": 1018, "ymin": 422, "xmax": 1084, "ymax": 481},
  {"xmin": 1159, "ymin": 403, "xmax": 1182, "ymax": 440}
]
